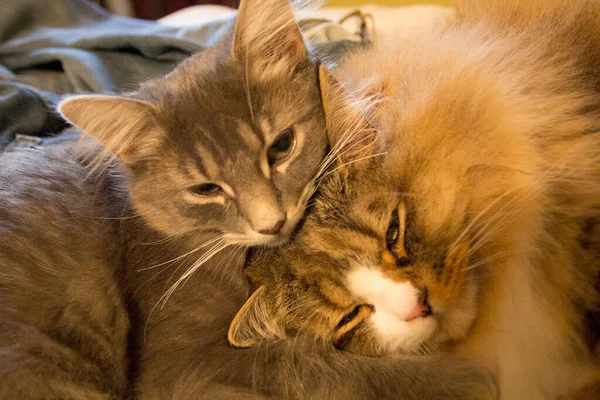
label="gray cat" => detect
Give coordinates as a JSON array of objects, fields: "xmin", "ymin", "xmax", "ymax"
[{"xmin": 0, "ymin": 0, "xmax": 496, "ymax": 398}]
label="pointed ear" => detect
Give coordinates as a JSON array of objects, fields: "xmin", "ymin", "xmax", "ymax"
[
  {"xmin": 231, "ymin": 0, "xmax": 306, "ymax": 64},
  {"xmin": 228, "ymin": 286, "xmax": 286, "ymax": 348},
  {"xmin": 58, "ymin": 95, "xmax": 162, "ymax": 165},
  {"xmin": 318, "ymin": 64, "xmax": 377, "ymax": 166}
]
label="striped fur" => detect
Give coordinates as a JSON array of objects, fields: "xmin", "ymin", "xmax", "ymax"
[{"xmin": 231, "ymin": 1, "xmax": 600, "ymax": 398}]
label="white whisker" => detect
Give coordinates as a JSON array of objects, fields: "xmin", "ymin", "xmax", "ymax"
[
  {"xmin": 137, "ymin": 234, "xmax": 223, "ymax": 272},
  {"xmin": 244, "ymin": 52, "xmax": 255, "ymax": 124},
  {"xmin": 320, "ymin": 151, "xmax": 387, "ymax": 180},
  {"xmin": 158, "ymin": 239, "xmax": 230, "ymax": 309}
]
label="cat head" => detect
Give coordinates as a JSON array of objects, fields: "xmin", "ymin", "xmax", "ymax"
[
  {"xmin": 228, "ymin": 49, "xmax": 550, "ymax": 355},
  {"xmin": 58, "ymin": 0, "xmax": 327, "ymax": 247}
]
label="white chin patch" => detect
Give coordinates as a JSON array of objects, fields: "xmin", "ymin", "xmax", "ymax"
[
  {"xmin": 347, "ymin": 266, "xmax": 437, "ymax": 353},
  {"xmin": 371, "ymin": 310, "xmax": 437, "ymax": 352}
]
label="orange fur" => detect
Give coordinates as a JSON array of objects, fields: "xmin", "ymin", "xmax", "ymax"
[{"xmin": 231, "ymin": 1, "xmax": 600, "ymax": 398}]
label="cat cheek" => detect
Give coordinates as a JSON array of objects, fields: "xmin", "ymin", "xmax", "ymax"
[{"xmin": 439, "ymin": 241, "xmax": 471, "ymax": 304}]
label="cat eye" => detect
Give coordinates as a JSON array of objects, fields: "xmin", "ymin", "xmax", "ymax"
[
  {"xmin": 386, "ymin": 208, "xmax": 400, "ymax": 251},
  {"xmin": 386, "ymin": 207, "xmax": 411, "ymax": 266},
  {"xmin": 267, "ymin": 128, "xmax": 296, "ymax": 165},
  {"xmin": 189, "ymin": 183, "xmax": 221, "ymax": 196}
]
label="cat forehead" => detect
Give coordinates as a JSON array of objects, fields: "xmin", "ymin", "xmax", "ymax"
[
  {"xmin": 151, "ymin": 50, "xmax": 316, "ymax": 110},
  {"xmin": 151, "ymin": 70, "xmax": 317, "ymax": 143},
  {"xmin": 333, "ymin": 177, "xmax": 464, "ymax": 248}
]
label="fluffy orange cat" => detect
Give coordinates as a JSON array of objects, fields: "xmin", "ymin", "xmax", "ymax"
[{"xmin": 229, "ymin": 1, "xmax": 600, "ymax": 398}]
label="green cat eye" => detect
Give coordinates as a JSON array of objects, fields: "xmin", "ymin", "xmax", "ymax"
[
  {"xmin": 267, "ymin": 128, "xmax": 296, "ymax": 165},
  {"xmin": 386, "ymin": 208, "xmax": 400, "ymax": 250},
  {"xmin": 190, "ymin": 183, "xmax": 221, "ymax": 196}
]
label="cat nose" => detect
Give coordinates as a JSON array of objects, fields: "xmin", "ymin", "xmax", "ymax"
[
  {"xmin": 404, "ymin": 288, "xmax": 432, "ymax": 321},
  {"xmin": 258, "ymin": 216, "xmax": 286, "ymax": 235}
]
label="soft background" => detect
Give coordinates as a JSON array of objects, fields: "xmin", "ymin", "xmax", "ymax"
[
  {"xmin": 98, "ymin": 0, "xmax": 451, "ymax": 20},
  {"xmin": 327, "ymin": 0, "xmax": 448, "ymax": 5}
]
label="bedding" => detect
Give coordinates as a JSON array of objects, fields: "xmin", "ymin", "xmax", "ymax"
[
  {"xmin": 0, "ymin": 0, "xmax": 361, "ymax": 151},
  {"xmin": 160, "ymin": 4, "xmax": 452, "ymax": 42},
  {"xmin": 0, "ymin": 0, "xmax": 452, "ymax": 151}
]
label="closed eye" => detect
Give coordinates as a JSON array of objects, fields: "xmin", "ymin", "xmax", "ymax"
[
  {"xmin": 336, "ymin": 305, "xmax": 364, "ymax": 329},
  {"xmin": 189, "ymin": 183, "xmax": 222, "ymax": 196},
  {"xmin": 333, "ymin": 304, "xmax": 374, "ymax": 349},
  {"xmin": 386, "ymin": 203, "xmax": 411, "ymax": 266},
  {"xmin": 386, "ymin": 208, "xmax": 400, "ymax": 251}
]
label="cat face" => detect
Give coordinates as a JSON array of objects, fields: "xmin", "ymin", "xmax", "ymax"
[
  {"xmin": 58, "ymin": 0, "xmax": 326, "ymax": 247},
  {"xmin": 229, "ymin": 61, "xmax": 545, "ymax": 355},
  {"xmin": 230, "ymin": 174, "xmax": 481, "ymax": 356}
]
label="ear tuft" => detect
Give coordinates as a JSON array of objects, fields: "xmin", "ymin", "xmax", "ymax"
[
  {"xmin": 318, "ymin": 64, "xmax": 378, "ymax": 168},
  {"xmin": 228, "ymin": 286, "xmax": 286, "ymax": 348},
  {"xmin": 318, "ymin": 64, "xmax": 340, "ymax": 125},
  {"xmin": 58, "ymin": 95, "xmax": 161, "ymax": 165},
  {"xmin": 231, "ymin": 0, "xmax": 307, "ymax": 64}
]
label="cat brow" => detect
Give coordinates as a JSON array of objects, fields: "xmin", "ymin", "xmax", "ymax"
[
  {"xmin": 190, "ymin": 155, "xmax": 209, "ymax": 179},
  {"xmin": 260, "ymin": 108, "xmax": 320, "ymax": 141},
  {"xmin": 346, "ymin": 220, "xmax": 381, "ymax": 241},
  {"xmin": 292, "ymin": 104, "xmax": 322, "ymax": 126}
]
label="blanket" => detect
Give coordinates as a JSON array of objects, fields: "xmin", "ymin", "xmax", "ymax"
[{"xmin": 0, "ymin": 0, "xmax": 361, "ymax": 150}]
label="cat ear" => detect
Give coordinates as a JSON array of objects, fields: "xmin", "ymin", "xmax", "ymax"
[
  {"xmin": 231, "ymin": 0, "xmax": 307, "ymax": 64},
  {"xmin": 58, "ymin": 95, "xmax": 162, "ymax": 165},
  {"xmin": 228, "ymin": 286, "xmax": 286, "ymax": 348},
  {"xmin": 318, "ymin": 64, "xmax": 377, "ymax": 166}
]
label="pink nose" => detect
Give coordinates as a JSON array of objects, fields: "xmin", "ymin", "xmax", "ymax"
[
  {"xmin": 404, "ymin": 289, "xmax": 432, "ymax": 321},
  {"xmin": 258, "ymin": 217, "xmax": 286, "ymax": 235}
]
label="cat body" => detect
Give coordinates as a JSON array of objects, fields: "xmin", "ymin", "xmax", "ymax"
[
  {"xmin": 0, "ymin": 0, "xmax": 496, "ymax": 398},
  {"xmin": 231, "ymin": 1, "xmax": 600, "ymax": 398},
  {"xmin": 0, "ymin": 139, "xmax": 497, "ymax": 399},
  {"xmin": 0, "ymin": 140, "xmax": 129, "ymax": 398}
]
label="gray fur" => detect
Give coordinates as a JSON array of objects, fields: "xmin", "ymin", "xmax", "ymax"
[
  {"xmin": 0, "ymin": 140, "xmax": 496, "ymax": 399},
  {"xmin": 0, "ymin": 0, "xmax": 496, "ymax": 397}
]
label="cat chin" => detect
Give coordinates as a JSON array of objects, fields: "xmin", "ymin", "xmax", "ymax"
[
  {"xmin": 371, "ymin": 312, "xmax": 438, "ymax": 355},
  {"xmin": 224, "ymin": 230, "xmax": 293, "ymax": 247}
]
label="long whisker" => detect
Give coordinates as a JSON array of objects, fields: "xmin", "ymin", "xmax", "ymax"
[
  {"xmin": 466, "ymin": 188, "xmax": 535, "ymax": 258},
  {"xmin": 317, "ymin": 127, "xmax": 377, "ymax": 176},
  {"xmin": 453, "ymin": 135, "xmax": 594, "ymax": 262},
  {"xmin": 319, "ymin": 151, "xmax": 387, "ymax": 180},
  {"xmin": 313, "ymin": 111, "xmax": 378, "ymax": 179},
  {"xmin": 158, "ymin": 239, "xmax": 230, "ymax": 309},
  {"xmin": 448, "ymin": 184, "xmax": 527, "ymax": 258},
  {"xmin": 218, "ymin": 245, "xmax": 246, "ymax": 288},
  {"xmin": 244, "ymin": 51, "xmax": 255, "ymax": 124},
  {"xmin": 141, "ymin": 237, "xmax": 229, "ymax": 344},
  {"xmin": 137, "ymin": 235, "xmax": 223, "ymax": 272},
  {"xmin": 463, "ymin": 250, "xmax": 520, "ymax": 272},
  {"xmin": 138, "ymin": 229, "xmax": 188, "ymax": 246},
  {"xmin": 89, "ymin": 208, "xmax": 156, "ymax": 221}
]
